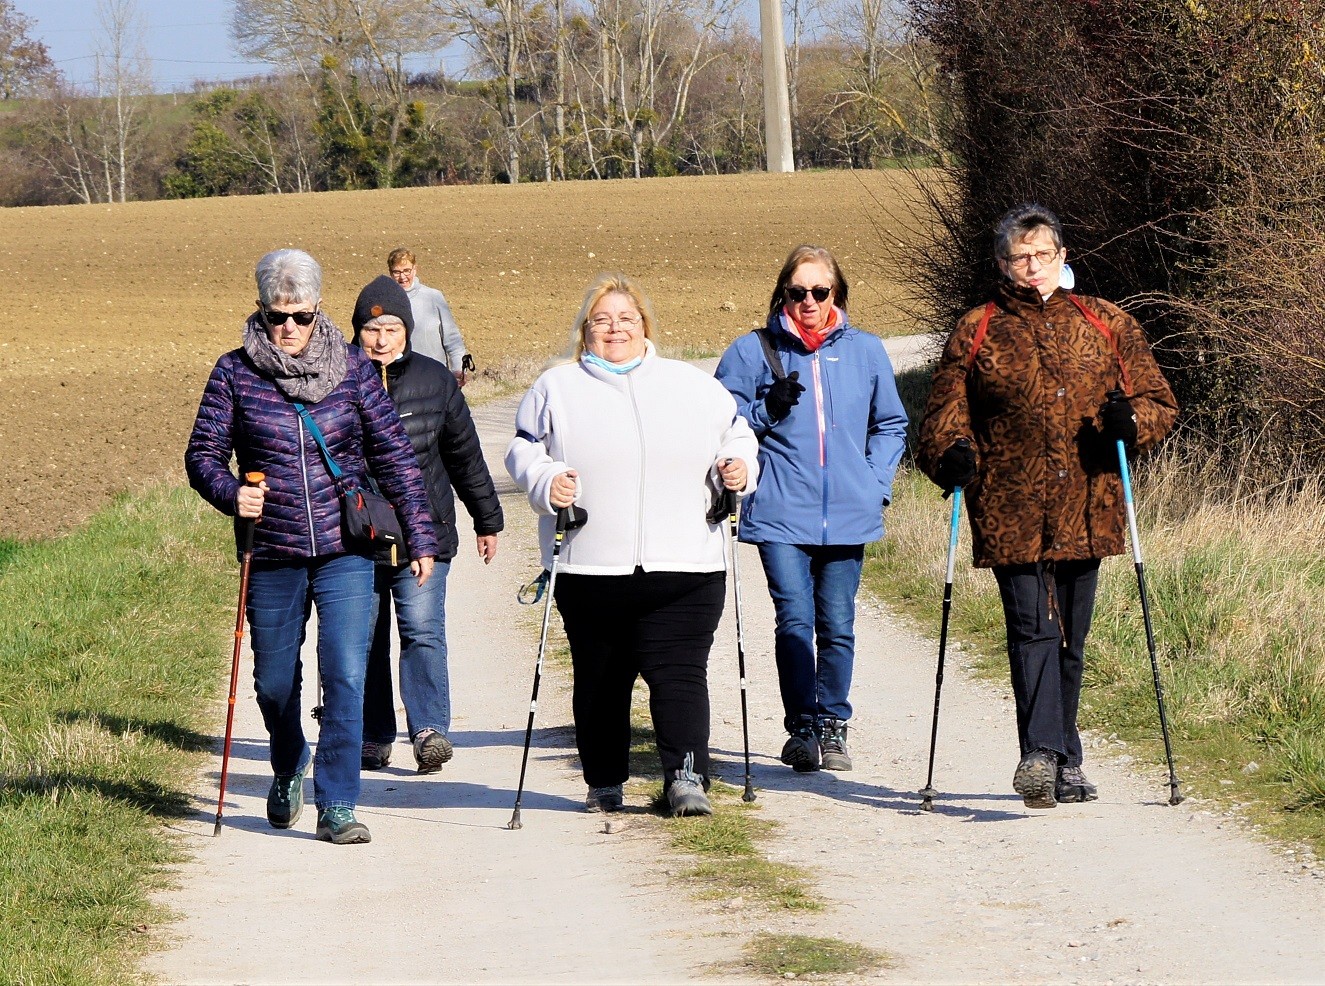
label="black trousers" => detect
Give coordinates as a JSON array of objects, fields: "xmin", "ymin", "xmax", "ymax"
[
  {"xmin": 554, "ymin": 568, "xmax": 725, "ymax": 790},
  {"xmin": 993, "ymin": 559, "xmax": 1101, "ymax": 767}
]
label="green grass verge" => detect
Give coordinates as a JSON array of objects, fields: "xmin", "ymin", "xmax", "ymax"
[
  {"xmin": 743, "ymin": 931, "xmax": 896, "ymax": 978},
  {"xmin": 0, "ymin": 486, "xmax": 235, "ymax": 985},
  {"xmin": 872, "ymin": 363, "xmax": 1325, "ymax": 854}
]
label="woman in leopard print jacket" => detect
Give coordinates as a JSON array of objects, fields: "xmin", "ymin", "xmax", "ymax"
[{"xmin": 917, "ymin": 203, "xmax": 1177, "ymax": 811}]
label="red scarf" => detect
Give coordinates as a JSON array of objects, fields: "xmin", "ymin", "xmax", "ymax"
[{"xmin": 783, "ymin": 305, "xmax": 840, "ymax": 352}]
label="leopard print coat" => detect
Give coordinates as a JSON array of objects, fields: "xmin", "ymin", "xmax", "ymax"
[{"xmin": 917, "ymin": 282, "xmax": 1177, "ymax": 568}]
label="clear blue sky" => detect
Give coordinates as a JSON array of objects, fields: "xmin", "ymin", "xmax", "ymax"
[{"xmin": 15, "ymin": 0, "xmax": 456, "ymax": 92}]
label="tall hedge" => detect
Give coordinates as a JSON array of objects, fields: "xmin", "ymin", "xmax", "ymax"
[{"xmin": 906, "ymin": 0, "xmax": 1325, "ymax": 465}]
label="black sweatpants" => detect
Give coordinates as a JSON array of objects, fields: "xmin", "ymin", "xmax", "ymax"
[
  {"xmin": 554, "ymin": 568, "xmax": 725, "ymax": 790},
  {"xmin": 993, "ymin": 559, "xmax": 1101, "ymax": 768}
]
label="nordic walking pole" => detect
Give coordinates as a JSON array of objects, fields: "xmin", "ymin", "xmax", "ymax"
[
  {"xmin": 508, "ymin": 506, "xmax": 571, "ymax": 830},
  {"xmin": 714, "ymin": 484, "xmax": 756, "ymax": 802},
  {"xmin": 214, "ymin": 471, "xmax": 265, "ymax": 837},
  {"xmin": 919, "ymin": 486, "xmax": 963, "ymax": 812},
  {"xmin": 1111, "ymin": 397, "xmax": 1184, "ymax": 806}
]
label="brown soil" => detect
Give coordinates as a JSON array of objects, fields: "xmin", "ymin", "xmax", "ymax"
[{"xmin": 0, "ymin": 171, "xmax": 925, "ymax": 541}]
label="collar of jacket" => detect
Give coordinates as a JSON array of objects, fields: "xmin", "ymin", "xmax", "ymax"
[
  {"xmin": 764, "ymin": 310, "xmax": 850, "ymax": 352},
  {"xmin": 996, "ymin": 279, "xmax": 1077, "ymax": 319}
]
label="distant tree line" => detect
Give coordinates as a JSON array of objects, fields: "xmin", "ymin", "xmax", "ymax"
[
  {"xmin": 0, "ymin": 0, "xmax": 945, "ymax": 205},
  {"xmin": 905, "ymin": 0, "xmax": 1325, "ymax": 465}
]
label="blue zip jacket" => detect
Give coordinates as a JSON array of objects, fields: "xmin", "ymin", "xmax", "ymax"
[{"xmin": 715, "ymin": 311, "xmax": 908, "ymax": 545}]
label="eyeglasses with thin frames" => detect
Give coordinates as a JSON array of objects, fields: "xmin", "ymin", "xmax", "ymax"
[
  {"xmin": 785, "ymin": 285, "xmax": 832, "ymax": 304},
  {"xmin": 1003, "ymin": 248, "xmax": 1061, "ymax": 270},
  {"xmin": 588, "ymin": 313, "xmax": 642, "ymax": 331},
  {"xmin": 263, "ymin": 308, "xmax": 318, "ymax": 326}
]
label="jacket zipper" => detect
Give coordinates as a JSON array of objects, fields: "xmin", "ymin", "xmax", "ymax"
[
  {"xmin": 626, "ymin": 374, "xmax": 647, "ymax": 568},
  {"xmin": 297, "ymin": 413, "xmax": 318, "ymax": 555},
  {"xmin": 379, "ymin": 363, "xmax": 398, "ymax": 566},
  {"xmin": 812, "ymin": 352, "xmax": 828, "ymax": 543}
]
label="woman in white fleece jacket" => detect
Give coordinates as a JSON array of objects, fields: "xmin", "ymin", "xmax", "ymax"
[{"xmin": 506, "ymin": 273, "xmax": 759, "ymax": 817}]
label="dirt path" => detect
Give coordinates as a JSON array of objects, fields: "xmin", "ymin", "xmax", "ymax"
[{"xmin": 148, "ymin": 338, "xmax": 1325, "ymax": 985}]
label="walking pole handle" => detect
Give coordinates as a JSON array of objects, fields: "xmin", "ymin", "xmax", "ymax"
[{"xmin": 239, "ymin": 471, "xmax": 265, "ymax": 554}]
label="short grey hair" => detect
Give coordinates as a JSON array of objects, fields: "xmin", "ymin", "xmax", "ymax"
[
  {"xmin": 255, "ymin": 248, "xmax": 322, "ymax": 307},
  {"xmin": 994, "ymin": 203, "xmax": 1064, "ymax": 259},
  {"xmin": 363, "ymin": 314, "xmax": 406, "ymax": 332}
]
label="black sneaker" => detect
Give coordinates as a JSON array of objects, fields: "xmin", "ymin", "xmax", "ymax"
[
  {"xmin": 1013, "ymin": 749, "xmax": 1059, "ymax": 809},
  {"xmin": 780, "ymin": 722, "xmax": 821, "ymax": 773},
  {"xmin": 1056, "ymin": 764, "xmax": 1099, "ymax": 803},
  {"xmin": 266, "ymin": 763, "xmax": 307, "ymax": 829},
  {"xmin": 412, "ymin": 729, "xmax": 454, "ymax": 774},
  {"xmin": 818, "ymin": 718, "xmax": 853, "ymax": 771},
  {"xmin": 316, "ymin": 806, "xmax": 371, "ymax": 844},
  {"xmin": 585, "ymin": 784, "xmax": 625, "ymax": 813},
  {"xmin": 361, "ymin": 741, "xmax": 392, "ymax": 771}
]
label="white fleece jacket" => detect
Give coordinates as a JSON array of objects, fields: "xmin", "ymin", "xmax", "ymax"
[{"xmin": 505, "ymin": 344, "xmax": 759, "ymax": 575}]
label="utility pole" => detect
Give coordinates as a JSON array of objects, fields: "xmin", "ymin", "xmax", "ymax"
[{"xmin": 759, "ymin": 0, "xmax": 795, "ymax": 172}]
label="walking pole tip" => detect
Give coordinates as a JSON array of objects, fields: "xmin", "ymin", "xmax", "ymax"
[
  {"xmin": 507, "ymin": 808, "xmax": 523, "ymax": 830},
  {"xmin": 212, "ymin": 816, "xmax": 222, "ymax": 837},
  {"xmin": 742, "ymin": 782, "xmax": 756, "ymax": 803},
  {"xmin": 918, "ymin": 786, "xmax": 937, "ymax": 812}
]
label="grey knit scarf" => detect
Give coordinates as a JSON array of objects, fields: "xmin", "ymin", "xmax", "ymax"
[{"xmin": 242, "ymin": 311, "xmax": 349, "ymax": 404}]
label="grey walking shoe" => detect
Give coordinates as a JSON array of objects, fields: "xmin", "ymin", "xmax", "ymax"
[
  {"xmin": 316, "ymin": 806, "xmax": 371, "ymax": 844},
  {"xmin": 585, "ymin": 784, "xmax": 625, "ymax": 813},
  {"xmin": 1056, "ymin": 764, "xmax": 1099, "ymax": 803},
  {"xmin": 412, "ymin": 729, "xmax": 454, "ymax": 774},
  {"xmin": 1013, "ymin": 749, "xmax": 1059, "ymax": 809},
  {"xmin": 361, "ymin": 741, "xmax": 392, "ymax": 771},
  {"xmin": 667, "ymin": 753, "xmax": 712, "ymax": 817},
  {"xmin": 818, "ymin": 718, "xmax": 853, "ymax": 771},
  {"xmin": 266, "ymin": 763, "xmax": 307, "ymax": 829},
  {"xmin": 780, "ymin": 720, "xmax": 820, "ymax": 773}
]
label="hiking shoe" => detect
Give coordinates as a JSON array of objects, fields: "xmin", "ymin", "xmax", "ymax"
[
  {"xmin": 266, "ymin": 764, "xmax": 306, "ymax": 829},
  {"xmin": 780, "ymin": 722, "xmax": 821, "ymax": 773},
  {"xmin": 361, "ymin": 741, "xmax": 392, "ymax": 771},
  {"xmin": 818, "ymin": 718, "xmax": 853, "ymax": 771},
  {"xmin": 412, "ymin": 729, "xmax": 454, "ymax": 774},
  {"xmin": 585, "ymin": 784, "xmax": 625, "ymax": 813},
  {"xmin": 316, "ymin": 806, "xmax": 371, "ymax": 844},
  {"xmin": 1056, "ymin": 764, "xmax": 1099, "ymax": 803},
  {"xmin": 1013, "ymin": 749, "xmax": 1059, "ymax": 809},
  {"xmin": 667, "ymin": 753, "xmax": 712, "ymax": 817}
]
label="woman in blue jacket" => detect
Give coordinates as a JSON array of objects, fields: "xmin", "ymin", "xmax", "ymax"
[{"xmin": 715, "ymin": 245, "xmax": 908, "ymax": 772}]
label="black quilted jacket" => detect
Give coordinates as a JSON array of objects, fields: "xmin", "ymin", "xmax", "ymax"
[{"xmin": 362, "ymin": 349, "xmax": 503, "ymax": 562}]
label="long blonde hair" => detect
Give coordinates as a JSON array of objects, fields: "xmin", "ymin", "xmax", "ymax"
[{"xmin": 560, "ymin": 272, "xmax": 658, "ymax": 363}]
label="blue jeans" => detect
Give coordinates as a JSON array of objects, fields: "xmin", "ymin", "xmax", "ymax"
[
  {"xmin": 246, "ymin": 553, "xmax": 375, "ymax": 811},
  {"xmin": 757, "ymin": 542, "xmax": 864, "ymax": 731},
  {"xmin": 364, "ymin": 560, "xmax": 452, "ymax": 743}
]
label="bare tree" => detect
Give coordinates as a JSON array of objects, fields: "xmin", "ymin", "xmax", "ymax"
[{"xmin": 93, "ymin": 0, "xmax": 152, "ymax": 203}]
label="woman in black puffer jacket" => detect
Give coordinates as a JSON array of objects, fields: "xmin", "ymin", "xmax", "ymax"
[
  {"xmin": 186, "ymin": 250, "xmax": 437, "ymax": 846},
  {"xmin": 350, "ymin": 275, "xmax": 504, "ymax": 775}
]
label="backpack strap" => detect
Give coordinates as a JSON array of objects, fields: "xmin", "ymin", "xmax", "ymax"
[
  {"xmin": 965, "ymin": 302, "xmax": 996, "ymax": 370},
  {"xmin": 965, "ymin": 296, "xmax": 1133, "ymax": 396},
  {"xmin": 752, "ymin": 328, "xmax": 787, "ymax": 381},
  {"xmin": 293, "ymin": 402, "xmax": 345, "ymax": 483},
  {"xmin": 1067, "ymin": 294, "xmax": 1133, "ymax": 395}
]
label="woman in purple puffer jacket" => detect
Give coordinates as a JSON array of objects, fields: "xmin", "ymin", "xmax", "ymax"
[{"xmin": 186, "ymin": 248, "xmax": 438, "ymax": 845}]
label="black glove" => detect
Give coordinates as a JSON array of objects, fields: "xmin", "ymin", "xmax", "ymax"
[
  {"xmin": 1099, "ymin": 391, "xmax": 1138, "ymax": 449},
  {"xmin": 934, "ymin": 439, "xmax": 977, "ymax": 493},
  {"xmin": 764, "ymin": 371, "xmax": 805, "ymax": 422}
]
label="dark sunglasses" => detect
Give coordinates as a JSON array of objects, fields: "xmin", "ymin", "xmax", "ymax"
[
  {"xmin": 785, "ymin": 285, "xmax": 832, "ymax": 303},
  {"xmin": 264, "ymin": 308, "xmax": 318, "ymax": 326}
]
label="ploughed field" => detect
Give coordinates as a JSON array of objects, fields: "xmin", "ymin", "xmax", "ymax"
[{"xmin": 0, "ymin": 170, "xmax": 923, "ymax": 540}]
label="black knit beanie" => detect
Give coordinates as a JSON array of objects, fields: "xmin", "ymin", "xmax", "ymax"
[{"xmin": 351, "ymin": 274, "xmax": 415, "ymax": 342}]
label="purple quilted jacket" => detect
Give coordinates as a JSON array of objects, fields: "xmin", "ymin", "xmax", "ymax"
[{"xmin": 185, "ymin": 345, "xmax": 439, "ymax": 562}]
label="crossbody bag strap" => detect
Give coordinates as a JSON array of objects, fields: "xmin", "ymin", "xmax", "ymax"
[
  {"xmin": 752, "ymin": 328, "xmax": 787, "ymax": 381},
  {"xmin": 292, "ymin": 402, "xmax": 345, "ymax": 483},
  {"xmin": 1067, "ymin": 294, "xmax": 1133, "ymax": 395}
]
